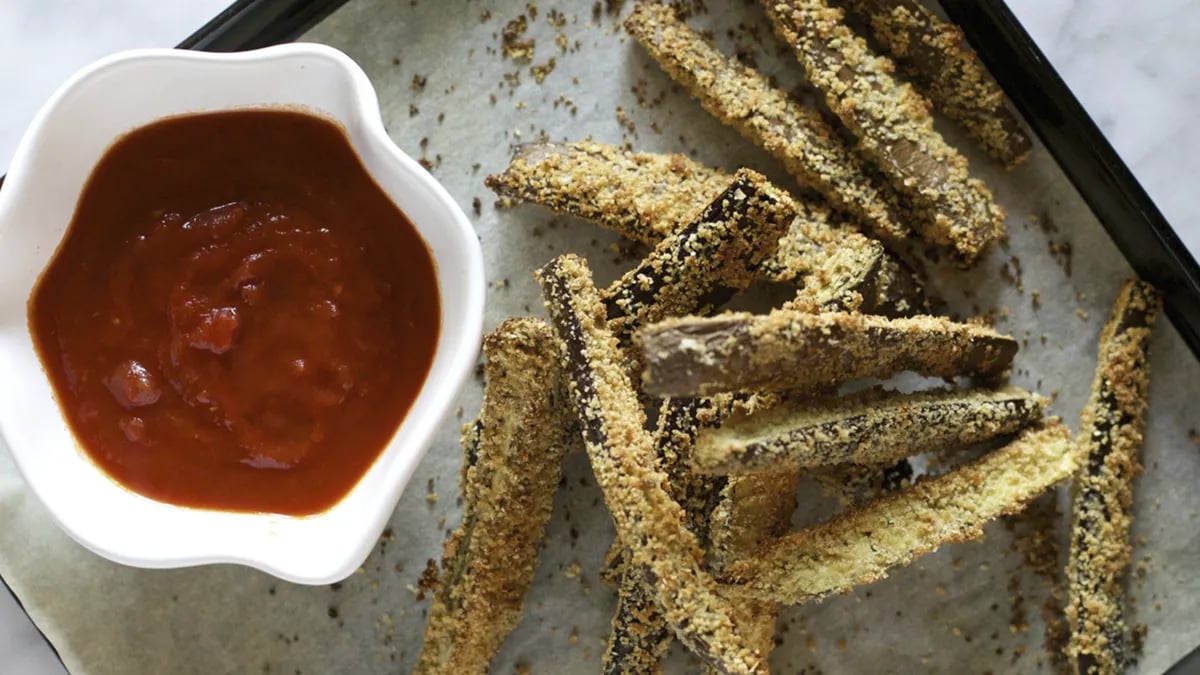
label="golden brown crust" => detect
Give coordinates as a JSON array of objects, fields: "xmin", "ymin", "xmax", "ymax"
[
  {"xmin": 537, "ymin": 255, "xmax": 765, "ymax": 674},
  {"xmin": 720, "ymin": 421, "xmax": 1076, "ymax": 604},
  {"xmin": 1065, "ymin": 280, "xmax": 1161, "ymax": 675},
  {"xmin": 486, "ymin": 141, "xmax": 927, "ymax": 315},
  {"xmin": 604, "ymin": 397, "xmax": 724, "ymax": 674},
  {"xmin": 839, "ymin": 0, "xmax": 1032, "ymax": 168},
  {"xmin": 604, "ymin": 560, "xmax": 673, "ymax": 675},
  {"xmin": 706, "ymin": 470, "xmax": 800, "ymax": 672},
  {"xmin": 762, "ymin": 0, "xmax": 1006, "ymax": 265},
  {"xmin": 624, "ymin": 3, "xmax": 911, "ymax": 246},
  {"xmin": 637, "ymin": 309, "xmax": 1018, "ymax": 396},
  {"xmin": 694, "ymin": 385, "xmax": 1044, "ymax": 474},
  {"xmin": 601, "ymin": 168, "xmax": 794, "ymax": 343},
  {"xmin": 416, "ymin": 318, "xmax": 576, "ymax": 675},
  {"xmin": 485, "ymin": 141, "xmax": 730, "ymax": 247}
]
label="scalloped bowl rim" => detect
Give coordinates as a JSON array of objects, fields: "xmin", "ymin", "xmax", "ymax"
[{"xmin": 0, "ymin": 43, "xmax": 484, "ymax": 584}]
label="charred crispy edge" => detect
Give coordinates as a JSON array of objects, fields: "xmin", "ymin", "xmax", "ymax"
[
  {"xmin": 636, "ymin": 310, "xmax": 1018, "ymax": 397},
  {"xmin": 416, "ymin": 318, "xmax": 572, "ymax": 675},
  {"xmin": 624, "ymin": 2, "xmax": 911, "ymax": 245},
  {"xmin": 762, "ymin": 0, "xmax": 1004, "ymax": 266},
  {"xmin": 839, "ymin": 0, "xmax": 1032, "ymax": 168},
  {"xmin": 537, "ymin": 255, "xmax": 763, "ymax": 675},
  {"xmin": 1066, "ymin": 280, "xmax": 1161, "ymax": 675},
  {"xmin": 485, "ymin": 141, "xmax": 731, "ymax": 246},
  {"xmin": 694, "ymin": 386, "xmax": 1044, "ymax": 474},
  {"xmin": 720, "ymin": 421, "xmax": 1076, "ymax": 604},
  {"xmin": 601, "ymin": 169, "xmax": 793, "ymax": 343}
]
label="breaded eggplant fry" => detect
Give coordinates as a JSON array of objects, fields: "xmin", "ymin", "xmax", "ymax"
[
  {"xmin": 416, "ymin": 318, "xmax": 575, "ymax": 675},
  {"xmin": 604, "ymin": 397, "xmax": 725, "ymax": 675},
  {"xmin": 785, "ymin": 234, "xmax": 886, "ymax": 314},
  {"xmin": 1065, "ymin": 280, "xmax": 1161, "ymax": 675},
  {"xmin": 694, "ymin": 386, "xmax": 1044, "ymax": 474},
  {"xmin": 720, "ymin": 421, "xmax": 1076, "ymax": 604},
  {"xmin": 605, "ymin": 561, "xmax": 673, "ymax": 675},
  {"xmin": 601, "ymin": 169, "xmax": 794, "ymax": 343},
  {"xmin": 786, "ymin": 235, "xmax": 927, "ymax": 316},
  {"xmin": 658, "ymin": 399, "xmax": 729, "ymax": 540},
  {"xmin": 485, "ymin": 141, "xmax": 730, "ymax": 246},
  {"xmin": 762, "ymin": 0, "xmax": 1005, "ymax": 265},
  {"xmin": 707, "ymin": 469, "xmax": 801, "ymax": 669},
  {"xmin": 537, "ymin": 255, "xmax": 765, "ymax": 674},
  {"xmin": 838, "ymin": 0, "xmax": 1032, "ymax": 167},
  {"xmin": 624, "ymin": 2, "xmax": 911, "ymax": 245},
  {"xmin": 637, "ymin": 309, "xmax": 1018, "ymax": 397},
  {"xmin": 486, "ymin": 141, "xmax": 927, "ymax": 314},
  {"xmin": 617, "ymin": 395, "xmax": 791, "ymax": 674}
]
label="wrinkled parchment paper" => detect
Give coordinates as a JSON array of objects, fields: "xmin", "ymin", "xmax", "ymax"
[{"xmin": 2, "ymin": 1, "xmax": 1198, "ymax": 673}]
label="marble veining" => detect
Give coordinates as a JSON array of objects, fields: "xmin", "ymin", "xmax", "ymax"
[{"xmin": 1010, "ymin": 0, "xmax": 1200, "ymax": 255}]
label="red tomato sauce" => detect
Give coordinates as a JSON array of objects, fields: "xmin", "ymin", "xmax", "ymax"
[{"xmin": 28, "ymin": 109, "xmax": 441, "ymax": 516}]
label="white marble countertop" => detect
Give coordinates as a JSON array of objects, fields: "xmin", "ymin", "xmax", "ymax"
[{"xmin": 1, "ymin": 1, "xmax": 1197, "ymax": 673}]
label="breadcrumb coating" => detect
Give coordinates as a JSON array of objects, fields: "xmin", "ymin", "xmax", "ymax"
[
  {"xmin": 1065, "ymin": 280, "xmax": 1161, "ymax": 675},
  {"xmin": 416, "ymin": 318, "xmax": 576, "ymax": 674},
  {"xmin": 486, "ymin": 141, "xmax": 927, "ymax": 315},
  {"xmin": 706, "ymin": 469, "xmax": 800, "ymax": 671},
  {"xmin": 604, "ymin": 397, "xmax": 724, "ymax": 674},
  {"xmin": 694, "ymin": 385, "xmax": 1044, "ymax": 474},
  {"xmin": 839, "ymin": 0, "xmax": 1032, "ymax": 168},
  {"xmin": 601, "ymin": 168, "xmax": 794, "ymax": 343},
  {"xmin": 485, "ymin": 141, "xmax": 730, "ymax": 247},
  {"xmin": 537, "ymin": 255, "xmax": 766, "ymax": 674},
  {"xmin": 762, "ymin": 0, "xmax": 1006, "ymax": 265},
  {"xmin": 624, "ymin": 3, "xmax": 911, "ymax": 245},
  {"xmin": 720, "ymin": 421, "xmax": 1076, "ymax": 604},
  {"xmin": 637, "ymin": 309, "xmax": 1018, "ymax": 396}
]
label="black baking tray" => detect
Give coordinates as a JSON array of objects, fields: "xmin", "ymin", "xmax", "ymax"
[{"xmin": 1, "ymin": 0, "xmax": 1197, "ymax": 672}]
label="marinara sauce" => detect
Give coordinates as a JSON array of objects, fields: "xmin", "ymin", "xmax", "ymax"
[{"xmin": 28, "ymin": 110, "xmax": 440, "ymax": 516}]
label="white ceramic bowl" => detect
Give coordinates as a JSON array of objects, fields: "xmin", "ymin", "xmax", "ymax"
[{"xmin": 0, "ymin": 44, "xmax": 485, "ymax": 584}]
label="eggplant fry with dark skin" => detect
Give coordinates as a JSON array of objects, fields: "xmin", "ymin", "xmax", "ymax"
[
  {"xmin": 485, "ymin": 141, "xmax": 730, "ymax": 247},
  {"xmin": 596, "ymin": 170, "xmax": 787, "ymax": 671},
  {"xmin": 836, "ymin": 0, "xmax": 1031, "ymax": 167},
  {"xmin": 836, "ymin": 0, "xmax": 1032, "ymax": 168},
  {"xmin": 604, "ymin": 397, "xmax": 727, "ymax": 674},
  {"xmin": 624, "ymin": 2, "xmax": 912, "ymax": 246},
  {"xmin": 600, "ymin": 168, "xmax": 793, "ymax": 344},
  {"xmin": 720, "ymin": 421, "xmax": 1076, "ymax": 605},
  {"xmin": 637, "ymin": 309, "xmax": 1018, "ymax": 397},
  {"xmin": 416, "ymin": 318, "xmax": 576, "ymax": 675},
  {"xmin": 486, "ymin": 141, "xmax": 927, "ymax": 315},
  {"xmin": 1065, "ymin": 280, "xmax": 1161, "ymax": 675},
  {"xmin": 538, "ymin": 254, "xmax": 766, "ymax": 674},
  {"xmin": 762, "ymin": 0, "xmax": 1006, "ymax": 266},
  {"xmin": 694, "ymin": 385, "xmax": 1044, "ymax": 474}
]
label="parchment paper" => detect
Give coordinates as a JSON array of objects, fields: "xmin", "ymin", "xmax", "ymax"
[{"xmin": 1, "ymin": 1, "xmax": 1198, "ymax": 673}]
